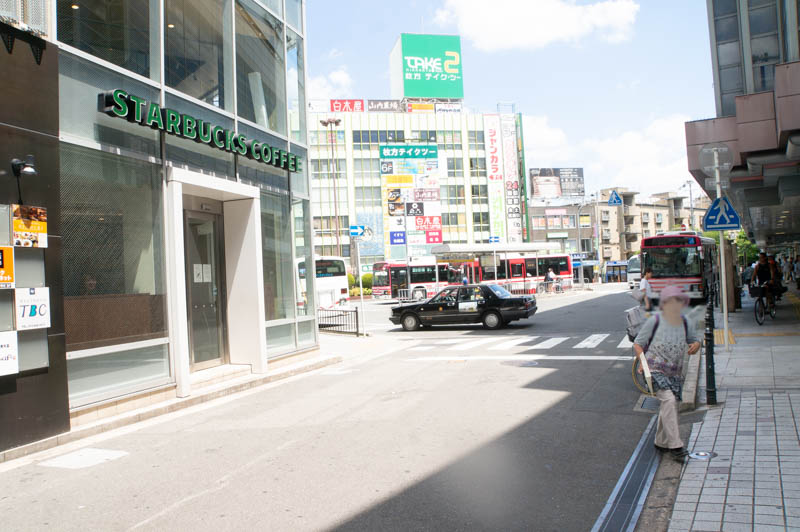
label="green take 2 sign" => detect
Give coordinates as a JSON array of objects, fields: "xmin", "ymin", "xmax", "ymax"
[
  {"xmin": 401, "ymin": 34, "xmax": 463, "ymax": 99},
  {"xmin": 99, "ymin": 89, "xmax": 302, "ymax": 173}
]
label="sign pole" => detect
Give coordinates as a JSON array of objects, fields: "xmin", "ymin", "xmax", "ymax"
[
  {"xmin": 404, "ymin": 214, "xmax": 411, "ymax": 298},
  {"xmin": 354, "ymin": 237, "xmax": 365, "ymax": 336},
  {"xmin": 714, "ymin": 149, "xmax": 730, "ymax": 353}
]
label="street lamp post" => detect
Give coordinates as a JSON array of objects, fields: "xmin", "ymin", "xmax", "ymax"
[{"xmin": 320, "ymin": 118, "xmax": 342, "ymax": 257}]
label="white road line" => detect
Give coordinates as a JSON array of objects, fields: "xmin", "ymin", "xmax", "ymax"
[
  {"xmin": 448, "ymin": 337, "xmax": 497, "ymax": 351},
  {"xmin": 406, "ymin": 355, "xmax": 633, "ymax": 362},
  {"xmin": 435, "ymin": 338, "xmax": 466, "ymax": 345},
  {"xmin": 617, "ymin": 336, "xmax": 634, "ymax": 349},
  {"xmin": 526, "ymin": 337, "xmax": 569, "ymax": 349},
  {"xmin": 409, "ymin": 345, "xmax": 434, "ymax": 351},
  {"xmin": 489, "ymin": 336, "xmax": 540, "ymax": 351},
  {"xmin": 573, "ymin": 334, "xmax": 610, "ymax": 349}
]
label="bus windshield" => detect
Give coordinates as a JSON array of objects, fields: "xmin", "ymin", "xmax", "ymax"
[
  {"xmin": 373, "ymin": 270, "xmax": 389, "ymax": 287},
  {"xmin": 628, "ymin": 255, "xmax": 641, "ymax": 274},
  {"xmin": 644, "ymin": 247, "xmax": 701, "ymax": 278},
  {"xmin": 315, "ymin": 259, "xmax": 346, "ymax": 277}
]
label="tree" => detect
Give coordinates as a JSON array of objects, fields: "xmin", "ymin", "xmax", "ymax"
[
  {"xmin": 735, "ymin": 230, "xmax": 759, "ymax": 265},
  {"xmin": 701, "ymin": 231, "xmax": 720, "ymax": 245}
]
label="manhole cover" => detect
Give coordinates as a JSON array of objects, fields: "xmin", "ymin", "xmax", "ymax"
[
  {"xmin": 689, "ymin": 451, "xmax": 718, "ymax": 461},
  {"xmin": 502, "ymin": 360, "xmax": 539, "ymax": 367}
]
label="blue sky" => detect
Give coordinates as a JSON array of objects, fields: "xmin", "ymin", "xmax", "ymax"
[{"xmin": 305, "ymin": 0, "xmax": 716, "ymax": 198}]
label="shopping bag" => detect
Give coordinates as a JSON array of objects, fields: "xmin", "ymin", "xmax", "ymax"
[{"xmin": 625, "ymin": 306, "xmax": 646, "ymax": 342}]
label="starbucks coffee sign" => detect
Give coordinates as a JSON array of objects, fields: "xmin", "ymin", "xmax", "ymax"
[{"xmin": 99, "ymin": 89, "xmax": 302, "ymax": 173}]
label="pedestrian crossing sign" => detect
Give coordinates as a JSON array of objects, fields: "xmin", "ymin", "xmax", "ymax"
[
  {"xmin": 703, "ymin": 196, "xmax": 740, "ymax": 231},
  {"xmin": 608, "ymin": 190, "xmax": 622, "ymax": 206}
]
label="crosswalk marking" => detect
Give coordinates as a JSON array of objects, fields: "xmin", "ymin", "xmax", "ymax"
[
  {"xmin": 436, "ymin": 339, "xmax": 465, "ymax": 345},
  {"xmin": 449, "ymin": 337, "xmax": 498, "ymax": 351},
  {"xmin": 489, "ymin": 336, "xmax": 539, "ymax": 351},
  {"xmin": 573, "ymin": 334, "xmax": 610, "ymax": 349},
  {"xmin": 527, "ymin": 337, "xmax": 569, "ymax": 349},
  {"xmin": 617, "ymin": 336, "xmax": 634, "ymax": 349},
  {"xmin": 409, "ymin": 345, "xmax": 434, "ymax": 351}
]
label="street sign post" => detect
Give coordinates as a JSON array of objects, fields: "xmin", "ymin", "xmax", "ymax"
[
  {"xmin": 349, "ymin": 225, "xmax": 366, "ymax": 237},
  {"xmin": 608, "ymin": 190, "xmax": 622, "ymax": 206}
]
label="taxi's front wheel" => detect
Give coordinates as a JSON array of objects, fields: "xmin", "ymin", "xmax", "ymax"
[{"xmin": 401, "ymin": 313, "xmax": 420, "ymax": 331}]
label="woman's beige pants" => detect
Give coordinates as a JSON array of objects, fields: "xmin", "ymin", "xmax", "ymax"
[{"xmin": 655, "ymin": 388, "xmax": 683, "ymax": 449}]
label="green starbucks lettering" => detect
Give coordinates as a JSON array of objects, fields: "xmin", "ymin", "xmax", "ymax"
[{"xmin": 98, "ymin": 89, "xmax": 302, "ymax": 173}]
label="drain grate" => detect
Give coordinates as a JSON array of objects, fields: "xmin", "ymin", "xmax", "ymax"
[{"xmin": 640, "ymin": 396, "xmax": 659, "ymax": 411}]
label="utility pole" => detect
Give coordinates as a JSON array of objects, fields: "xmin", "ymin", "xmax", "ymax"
[
  {"xmin": 321, "ymin": 118, "xmax": 342, "ymax": 257},
  {"xmin": 713, "ymin": 149, "xmax": 730, "ymax": 353}
]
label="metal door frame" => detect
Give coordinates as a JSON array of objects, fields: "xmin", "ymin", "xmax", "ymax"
[{"xmin": 184, "ymin": 209, "xmax": 229, "ymax": 371}]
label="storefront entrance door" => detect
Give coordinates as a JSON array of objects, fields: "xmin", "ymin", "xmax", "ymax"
[{"xmin": 184, "ymin": 211, "xmax": 226, "ymax": 370}]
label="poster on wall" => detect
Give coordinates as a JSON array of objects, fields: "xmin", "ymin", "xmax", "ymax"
[
  {"xmin": 483, "ymin": 114, "xmax": 506, "ymax": 242},
  {"xmin": 0, "ymin": 330, "xmax": 19, "ymax": 376},
  {"xmin": 15, "ymin": 287, "xmax": 51, "ymax": 330},
  {"xmin": 11, "ymin": 204, "xmax": 48, "ymax": 248},
  {"xmin": 0, "ymin": 246, "xmax": 15, "ymax": 288},
  {"xmin": 501, "ymin": 115, "xmax": 523, "ymax": 243}
]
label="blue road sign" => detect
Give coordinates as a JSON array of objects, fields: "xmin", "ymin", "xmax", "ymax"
[
  {"xmin": 390, "ymin": 231, "xmax": 406, "ymax": 245},
  {"xmin": 489, "ymin": 236, "xmax": 500, "ymax": 243},
  {"xmin": 608, "ymin": 190, "xmax": 623, "ymax": 206},
  {"xmin": 703, "ymin": 197, "xmax": 741, "ymax": 231},
  {"xmin": 349, "ymin": 225, "xmax": 366, "ymax": 237}
]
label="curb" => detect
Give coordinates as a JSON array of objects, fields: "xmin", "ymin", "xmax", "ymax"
[
  {"xmin": 680, "ymin": 349, "xmax": 701, "ymax": 412},
  {"xmin": 0, "ymin": 354, "xmax": 343, "ymax": 464}
]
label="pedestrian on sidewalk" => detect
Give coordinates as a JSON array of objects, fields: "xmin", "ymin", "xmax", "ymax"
[
  {"xmin": 639, "ymin": 267, "xmax": 655, "ymax": 311},
  {"xmin": 794, "ymin": 257, "xmax": 800, "ymax": 288},
  {"xmin": 634, "ymin": 285, "xmax": 702, "ymax": 462}
]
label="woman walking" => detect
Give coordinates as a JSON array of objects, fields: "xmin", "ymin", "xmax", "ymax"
[{"xmin": 635, "ymin": 285, "xmax": 702, "ymax": 461}]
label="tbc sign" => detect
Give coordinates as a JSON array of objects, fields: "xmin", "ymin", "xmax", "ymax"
[
  {"xmin": 15, "ymin": 287, "xmax": 50, "ymax": 330},
  {"xmin": 100, "ymin": 89, "xmax": 302, "ymax": 173}
]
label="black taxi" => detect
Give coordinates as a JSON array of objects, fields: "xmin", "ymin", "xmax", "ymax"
[{"xmin": 389, "ymin": 284, "xmax": 537, "ymax": 331}]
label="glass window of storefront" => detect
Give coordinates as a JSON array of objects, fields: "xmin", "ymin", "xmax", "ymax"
[
  {"xmin": 57, "ymin": 0, "xmax": 160, "ymax": 80},
  {"xmin": 262, "ymin": 191, "xmax": 297, "ymax": 355},
  {"xmin": 235, "ymin": 0, "xmax": 286, "ymax": 134},
  {"xmin": 287, "ymin": 28, "xmax": 306, "ymax": 143},
  {"xmin": 60, "ymin": 143, "xmax": 170, "ymax": 405},
  {"xmin": 165, "ymin": 0, "xmax": 234, "ymax": 110}
]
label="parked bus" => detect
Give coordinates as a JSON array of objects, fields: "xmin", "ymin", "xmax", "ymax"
[
  {"xmin": 627, "ymin": 254, "xmax": 641, "ymax": 290},
  {"xmin": 640, "ymin": 232, "xmax": 717, "ymax": 304},
  {"xmin": 297, "ymin": 256, "xmax": 349, "ymax": 308}
]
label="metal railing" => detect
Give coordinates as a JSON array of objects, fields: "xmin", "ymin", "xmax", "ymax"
[
  {"xmin": 317, "ymin": 307, "xmax": 359, "ymax": 336},
  {"xmin": 505, "ymin": 279, "xmax": 573, "ymax": 295}
]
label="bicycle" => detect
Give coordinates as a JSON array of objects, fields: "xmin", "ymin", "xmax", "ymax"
[{"xmin": 750, "ymin": 282, "xmax": 776, "ymax": 325}]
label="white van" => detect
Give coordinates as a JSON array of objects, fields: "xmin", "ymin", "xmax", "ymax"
[{"xmin": 627, "ymin": 254, "xmax": 641, "ymax": 290}]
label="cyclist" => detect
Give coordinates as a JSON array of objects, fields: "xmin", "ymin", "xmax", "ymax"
[{"xmin": 752, "ymin": 252, "xmax": 774, "ymax": 309}]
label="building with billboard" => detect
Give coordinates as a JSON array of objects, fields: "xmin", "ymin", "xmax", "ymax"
[
  {"xmin": 530, "ymin": 168, "xmax": 585, "ymax": 198},
  {"xmin": 390, "ymin": 33, "xmax": 464, "ymax": 100},
  {"xmin": 309, "ymin": 108, "xmax": 528, "ymax": 266}
]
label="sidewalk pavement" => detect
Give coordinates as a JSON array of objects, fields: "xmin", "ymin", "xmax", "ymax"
[{"xmin": 666, "ymin": 285, "xmax": 800, "ymax": 532}]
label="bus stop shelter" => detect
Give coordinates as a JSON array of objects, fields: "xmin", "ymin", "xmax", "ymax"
[{"xmin": 429, "ymin": 242, "xmax": 563, "ymax": 285}]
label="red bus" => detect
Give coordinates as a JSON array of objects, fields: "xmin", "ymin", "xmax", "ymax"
[
  {"xmin": 641, "ymin": 232, "xmax": 717, "ymax": 304},
  {"xmin": 372, "ymin": 257, "xmax": 468, "ymax": 300}
]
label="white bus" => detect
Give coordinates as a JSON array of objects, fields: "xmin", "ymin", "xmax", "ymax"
[
  {"xmin": 298, "ymin": 256, "xmax": 349, "ymax": 309},
  {"xmin": 627, "ymin": 254, "xmax": 641, "ymax": 290}
]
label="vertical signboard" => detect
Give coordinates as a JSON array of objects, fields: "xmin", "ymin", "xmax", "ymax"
[
  {"xmin": 484, "ymin": 114, "xmax": 506, "ymax": 242},
  {"xmin": 15, "ymin": 287, "xmax": 51, "ymax": 330},
  {"xmin": 394, "ymin": 34, "xmax": 464, "ymax": 99},
  {"xmin": 0, "ymin": 246, "xmax": 15, "ymax": 288},
  {"xmin": 501, "ymin": 115, "xmax": 522, "ymax": 243},
  {"xmin": 11, "ymin": 205, "xmax": 48, "ymax": 248},
  {"xmin": 0, "ymin": 330, "xmax": 18, "ymax": 377},
  {"xmin": 380, "ymin": 148, "xmax": 443, "ymax": 259}
]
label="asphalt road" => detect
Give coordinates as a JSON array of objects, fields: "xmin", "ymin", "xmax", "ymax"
[{"xmin": 0, "ymin": 287, "xmax": 653, "ymax": 532}]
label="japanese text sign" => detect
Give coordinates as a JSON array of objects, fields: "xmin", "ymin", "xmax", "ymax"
[
  {"xmin": 330, "ymin": 99, "xmax": 364, "ymax": 112},
  {"xmin": 379, "ymin": 145, "xmax": 439, "ymax": 159}
]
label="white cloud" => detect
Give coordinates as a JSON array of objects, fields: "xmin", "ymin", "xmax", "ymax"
[
  {"xmin": 523, "ymin": 114, "xmax": 694, "ymax": 197},
  {"xmin": 307, "ymin": 67, "xmax": 353, "ymax": 101},
  {"xmin": 326, "ymin": 48, "xmax": 343, "ymax": 59},
  {"xmin": 435, "ymin": 0, "xmax": 639, "ymax": 52}
]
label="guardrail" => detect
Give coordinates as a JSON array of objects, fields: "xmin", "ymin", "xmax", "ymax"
[
  {"xmin": 317, "ymin": 307, "xmax": 359, "ymax": 336},
  {"xmin": 504, "ymin": 278, "xmax": 574, "ymax": 295}
]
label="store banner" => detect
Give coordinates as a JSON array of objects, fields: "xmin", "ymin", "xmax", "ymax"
[
  {"xmin": 501, "ymin": 115, "xmax": 523, "ymax": 243},
  {"xmin": 380, "ymin": 145, "xmax": 438, "ymax": 159},
  {"xmin": 483, "ymin": 114, "xmax": 506, "ymax": 242},
  {"xmin": 15, "ymin": 287, "xmax": 50, "ymax": 330},
  {"xmin": 0, "ymin": 330, "xmax": 18, "ymax": 377},
  {"xmin": 399, "ymin": 34, "xmax": 464, "ymax": 99},
  {"xmin": 434, "ymin": 102, "xmax": 462, "ymax": 113},
  {"xmin": 11, "ymin": 205, "xmax": 47, "ymax": 248},
  {"xmin": 368, "ymin": 99, "xmax": 401, "ymax": 112},
  {"xmin": 307, "ymin": 100, "xmax": 329, "ymax": 113},
  {"xmin": 0, "ymin": 246, "xmax": 14, "ymax": 289},
  {"xmin": 406, "ymin": 102, "xmax": 436, "ymax": 113},
  {"xmin": 330, "ymin": 99, "xmax": 364, "ymax": 112}
]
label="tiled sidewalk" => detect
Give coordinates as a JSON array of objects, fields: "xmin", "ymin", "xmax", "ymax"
[{"xmin": 669, "ymin": 389, "xmax": 800, "ymax": 531}]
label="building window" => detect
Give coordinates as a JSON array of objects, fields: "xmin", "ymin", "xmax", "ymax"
[
  {"xmin": 601, "ymin": 210, "xmax": 610, "ymax": 222},
  {"xmin": 61, "ymin": 144, "xmax": 170, "ymax": 405},
  {"xmin": 441, "ymin": 185, "xmax": 465, "ymax": 205},
  {"xmin": 469, "ymin": 157, "xmax": 486, "ymax": 177},
  {"xmin": 580, "ymin": 238, "xmax": 592, "ymax": 252},
  {"xmin": 468, "ymin": 130, "xmax": 485, "ymax": 150},
  {"xmin": 447, "ymin": 157, "xmax": 464, "ymax": 177},
  {"xmin": 579, "ymin": 214, "xmax": 591, "ymax": 228},
  {"xmin": 642, "ymin": 213, "xmax": 650, "ymax": 223},
  {"xmin": 562, "ymin": 215, "xmax": 576, "ymax": 228},
  {"xmin": 57, "ymin": 0, "xmax": 157, "ymax": 80},
  {"xmin": 310, "ymin": 159, "xmax": 346, "ymax": 180},
  {"xmin": 411, "ymin": 130, "xmax": 437, "ymax": 143},
  {"xmin": 713, "ymin": 0, "xmax": 744, "ymax": 115},
  {"xmin": 353, "ymin": 130, "xmax": 403, "ymax": 149},
  {"xmin": 532, "ymin": 216, "xmax": 546, "ymax": 229},
  {"xmin": 656, "ymin": 213, "xmax": 663, "ymax": 223},
  {"xmin": 165, "ymin": 0, "xmax": 234, "ymax": 110},
  {"xmin": 287, "ymin": 29, "xmax": 306, "ymax": 143},
  {"xmin": 547, "ymin": 216, "xmax": 562, "ymax": 229},
  {"xmin": 471, "ymin": 184, "xmax": 488, "ymax": 205},
  {"xmin": 473, "ymin": 212, "xmax": 490, "ymax": 233},
  {"xmin": 438, "ymin": 130, "xmax": 462, "ymax": 150}
]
